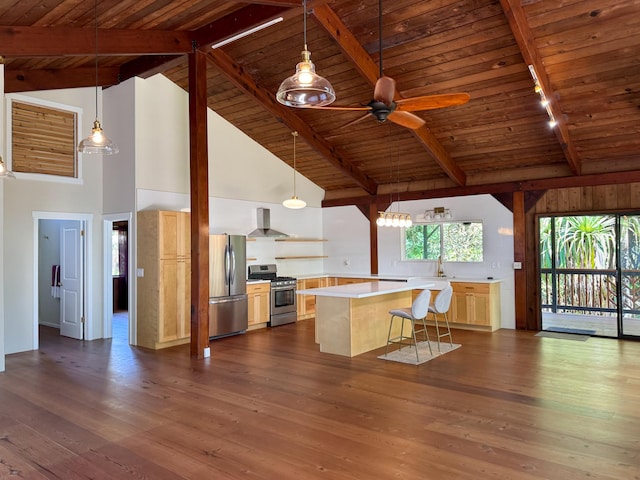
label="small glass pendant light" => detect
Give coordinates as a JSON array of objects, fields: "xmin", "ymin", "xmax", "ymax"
[
  {"xmin": 283, "ymin": 131, "xmax": 306, "ymax": 209},
  {"xmin": 78, "ymin": 0, "xmax": 118, "ymax": 155}
]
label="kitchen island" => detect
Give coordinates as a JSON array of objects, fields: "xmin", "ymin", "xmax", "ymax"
[{"xmin": 297, "ymin": 279, "xmax": 440, "ymax": 357}]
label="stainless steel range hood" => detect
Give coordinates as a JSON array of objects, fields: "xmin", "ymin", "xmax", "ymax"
[{"xmin": 247, "ymin": 208, "xmax": 288, "ymax": 238}]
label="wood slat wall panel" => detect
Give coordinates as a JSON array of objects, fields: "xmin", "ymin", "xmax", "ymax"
[{"xmin": 11, "ymin": 101, "xmax": 77, "ymax": 178}]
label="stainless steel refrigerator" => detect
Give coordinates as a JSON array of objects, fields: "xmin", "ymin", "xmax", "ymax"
[{"xmin": 208, "ymin": 234, "xmax": 248, "ymax": 338}]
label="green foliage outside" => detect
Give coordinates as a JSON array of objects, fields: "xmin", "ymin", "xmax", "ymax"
[
  {"xmin": 404, "ymin": 221, "xmax": 483, "ymax": 262},
  {"xmin": 539, "ymin": 214, "xmax": 640, "ymax": 318}
]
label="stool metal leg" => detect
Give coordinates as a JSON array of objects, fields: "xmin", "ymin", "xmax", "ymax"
[
  {"xmin": 410, "ymin": 320, "xmax": 420, "ymax": 362},
  {"xmin": 433, "ymin": 312, "xmax": 442, "ymax": 352},
  {"xmin": 385, "ymin": 315, "xmax": 395, "ymax": 356},
  {"xmin": 418, "ymin": 317, "xmax": 433, "ymax": 355}
]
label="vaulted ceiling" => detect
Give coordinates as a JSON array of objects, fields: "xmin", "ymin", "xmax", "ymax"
[{"xmin": 2, "ymin": 0, "xmax": 639, "ymax": 208}]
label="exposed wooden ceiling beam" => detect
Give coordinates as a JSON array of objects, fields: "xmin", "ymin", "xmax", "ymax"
[
  {"xmin": 120, "ymin": 4, "xmax": 291, "ymax": 84},
  {"xmin": 322, "ymin": 169, "xmax": 640, "ymax": 208},
  {"xmin": 311, "ymin": 4, "xmax": 467, "ymax": 187},
  {"xmin": 190, "ymin": 4, "xmax": 291, "ymax": 49},
  {"xmin": 206, "ymin": 48, "xmax": 378, "ymax": 195},
  {"xmin": 0, "ymin": 27, "xmax": 191, "ymax": 56},
  {"xmin": 4, "ymin": 66, "xmax": 119, "ymax": 93},
  {"xmin": 500, "ymin": 0, "xmax": 581, "ymax": 175}
]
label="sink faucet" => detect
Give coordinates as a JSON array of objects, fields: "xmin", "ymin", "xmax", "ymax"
[{"xmin": 437, "ymin": 256, "xmax": 445, "ymax": 277}]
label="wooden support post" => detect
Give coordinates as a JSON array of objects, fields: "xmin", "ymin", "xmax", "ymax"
[
  {"xmin": 188, "ymin": 50, "xmax": 210, "ymax": 358},
  {"xmin": 369, "ymin": 203, "xmax": 379, "ymax": 274},
  {"xmin": 513, "ymin": 191, "xmax": 527, "ymax": 329}
]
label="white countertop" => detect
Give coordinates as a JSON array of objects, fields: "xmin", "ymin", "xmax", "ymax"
[
  {"xmin": 295, "ymin": 273, "xmax": 503, "ymax": 284},
  {"xmin": 297, "ymin": 279, "xmax": 437, "ymax": 299}
]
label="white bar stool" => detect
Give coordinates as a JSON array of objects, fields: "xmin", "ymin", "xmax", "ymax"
[
  {"xmin": 428, "ymin": 285, "xmax": 453, "ymax": 352},
  {"xmin": 385, "ymin": 289, "xmax": 432, "ymax": 362}
]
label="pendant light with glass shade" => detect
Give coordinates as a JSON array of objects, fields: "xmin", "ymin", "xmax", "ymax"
[
  {"xmin": 0, "ymin": 156, "xmax": 15, "ymax": 179},
  {"xmin": 283, "ymin": 131, "xmax": 306, "ymax": 209},
  {"xmin": 275, "ymin": 0, "xmax": 336, "ymax": 108},
  {"xmin": 78, "ymin": 0, "xmax": 118, "ymax": 155}
]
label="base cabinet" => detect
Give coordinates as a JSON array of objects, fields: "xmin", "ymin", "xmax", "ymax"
[
  {"xmin": 450, "ymin": 282, "xmax": 500, "ymax": 330},
  {"xmin": 413, "ymin": 281, "xmax": 501, "ymax": 331},
  {"xmin": 247, "ymin": 283, "xmax": 270, "ymax": 329},
  {"xmin": 297, "ymin": 277, "xmax": 337, "ymax": 319},
  {"xmin": 137, "ymin": 210, "xmax": 191, "ymax": 349}
]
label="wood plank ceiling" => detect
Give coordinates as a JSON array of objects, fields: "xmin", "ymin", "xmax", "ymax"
[{"xmin": 2, "ymin": 0, "xmax": 639, "ymax": 207}]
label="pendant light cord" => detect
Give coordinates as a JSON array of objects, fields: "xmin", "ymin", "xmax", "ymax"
[
  {"xmin": 93, "ymin": 0, "xmax": 99, "ymax": 120},
  {"xmin": 303, "ymin": 0, "xmax": 308, "ymax": 50},
  {"xmin": 292, "ymin": 131, "xmax": 298, "ymax": 195}
]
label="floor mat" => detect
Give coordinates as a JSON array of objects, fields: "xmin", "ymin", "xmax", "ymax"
[
  {"xmin": 535, "ymin": 331, "xmax": 589, "ymax": 341},
  {"xmin": 378, "ymin": 342, "xmax": 461, "ymax": 365},
  {"xmin": 545, "ymin": 326, "xmax": 596, "ymax": 335}
]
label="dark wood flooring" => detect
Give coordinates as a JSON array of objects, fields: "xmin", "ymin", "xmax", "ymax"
[{"xmin": 1, "ymin": 321, "xmax": 639, "ymax": 479}]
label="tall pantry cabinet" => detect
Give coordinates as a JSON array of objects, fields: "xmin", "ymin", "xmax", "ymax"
[{"xmin": 137, "ymin": 210, "xmax": 191, "ymax": 349}]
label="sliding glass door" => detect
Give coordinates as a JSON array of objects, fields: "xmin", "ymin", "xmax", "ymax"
[
  {"xmin": 539, "ymin": 214, "xmax": 638, "ymax": 338},
  {"xmin": 619, "ymin": 215, "xmax": 640, "ymax": 337}
]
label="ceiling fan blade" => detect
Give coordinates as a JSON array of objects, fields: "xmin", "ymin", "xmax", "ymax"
[
  {"xmin": 373, "ymin": 76, "xmax": 396, "ymax": 105},
  {"xmin": 388, "ymin": 111, "xmax": 426, "ymax": 130},
  {"xmin": 303, "ymin": 105, "xmax": 372, "ymax": 111},
  {"xmin": 395, "ymin": 93, "xmax": 471, "ymax": 112},
  {"xmin": 337, "ymin": 113, "xmax": 373, "ymax": 130}
]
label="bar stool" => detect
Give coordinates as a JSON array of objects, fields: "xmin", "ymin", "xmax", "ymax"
[
  {"xmin": 385, "ymin": 289, "xmax": 432, "ymax": 362},
  {"xmin": 428, "ymin": 285, "xmax": 453, "ymax": 352}
]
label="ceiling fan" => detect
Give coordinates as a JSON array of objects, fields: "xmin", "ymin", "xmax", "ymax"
[{"xmin": 306, "ymin": 0, "xmax": 470, "ymax": 130}]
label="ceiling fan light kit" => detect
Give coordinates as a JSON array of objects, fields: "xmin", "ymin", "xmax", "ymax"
[
  {"xmin": 78, "ymin": 0, "xmax": 118, "ymax": 155},
  {"xmin": 276, "ymin": 0, "xmax": 335, "ymax": 108}
]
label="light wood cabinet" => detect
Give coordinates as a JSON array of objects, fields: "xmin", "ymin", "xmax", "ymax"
[
  {"xmin": 247, "ymin": 282, "xmax": 270, "ymax": 329},
  {"xmin": 412, "ymin": 281, "xmax": 501, "ymax": 331},
  {"xmin": 137, "ymin": 210, "xmax": 191, "ymax": 349},
  {"xmin": 450, "ymin": 282, "xmax": 500, "ymax": 331},
  {"xmin": 297, "ymin": 277, "xmax": 336, "ymax": 319}
]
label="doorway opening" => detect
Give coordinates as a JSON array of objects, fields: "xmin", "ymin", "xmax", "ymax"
[
  {"xmin": 103, "ymin": 213, "xmax": 134, "ymax": 345},
  {"xmin": 34, "ymin": 212, "xmax": 92, "ymax": 348},
  {"xmin": 111, "ymin": 220, "xmax": 129, "ymax": 343},
  {"xmin": 539, "ymin": 214, "xmax": 640, "ymax": 339}
]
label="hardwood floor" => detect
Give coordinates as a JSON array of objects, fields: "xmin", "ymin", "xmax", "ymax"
[{"xmin": 1, "ymin": 321, "xmax": 639, "ymax": 479}]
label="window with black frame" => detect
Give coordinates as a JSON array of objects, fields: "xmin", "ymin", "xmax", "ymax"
[{"xmin": 403, "ymin": 221, "xmax": 484, "ymax": 262}]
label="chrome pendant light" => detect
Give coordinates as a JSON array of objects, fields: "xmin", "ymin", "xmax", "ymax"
[
  {"xmin": 283, "ymin": 131, "xmax": 306, "ymax": 209},
  {"xmin": 276, "ymin": 0, "xmax": 335, "ymax": 107},
  {"xmin": 78, "ymin": 0, "xmax": 118, "ymax": 155}
]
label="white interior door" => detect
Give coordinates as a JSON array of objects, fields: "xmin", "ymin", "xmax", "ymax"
[{"xmin": 60, "ymin": 223, "xmax": 83, "ymax": 339}]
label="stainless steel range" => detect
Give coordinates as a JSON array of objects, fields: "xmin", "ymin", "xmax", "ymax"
[{"xmin": 248, "ymin": 264, "xmax": 297, "ymax": 327}]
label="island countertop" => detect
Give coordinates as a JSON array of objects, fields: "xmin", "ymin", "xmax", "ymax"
[
  {"xmin": 294, "ymin": 273, "xmax": 504, "ymax": 284},
  {"xmin": 297, "ymin": 279, "xmax": 440, "ymax": 299}
]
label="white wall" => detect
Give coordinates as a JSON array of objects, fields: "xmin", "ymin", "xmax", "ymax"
[
  {"xmin": 2, "ymin": 87, "xmax": 105, "ymax": 354},
  {"xmin": 103, "ymin": 78, "xmax": 136, "ymax": 215},
  {"xmin": 133, "ymin": 73, "xmax": 324, "ymax": 206}
]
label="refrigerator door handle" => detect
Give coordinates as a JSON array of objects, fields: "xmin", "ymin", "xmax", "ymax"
[
  {"xmin": 224, "ymin": 244, "xmax": 230, "ymax": 286},
  {"xmin": 229, "ymin": 245, "xmax": 236, "ymax": 284}
]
